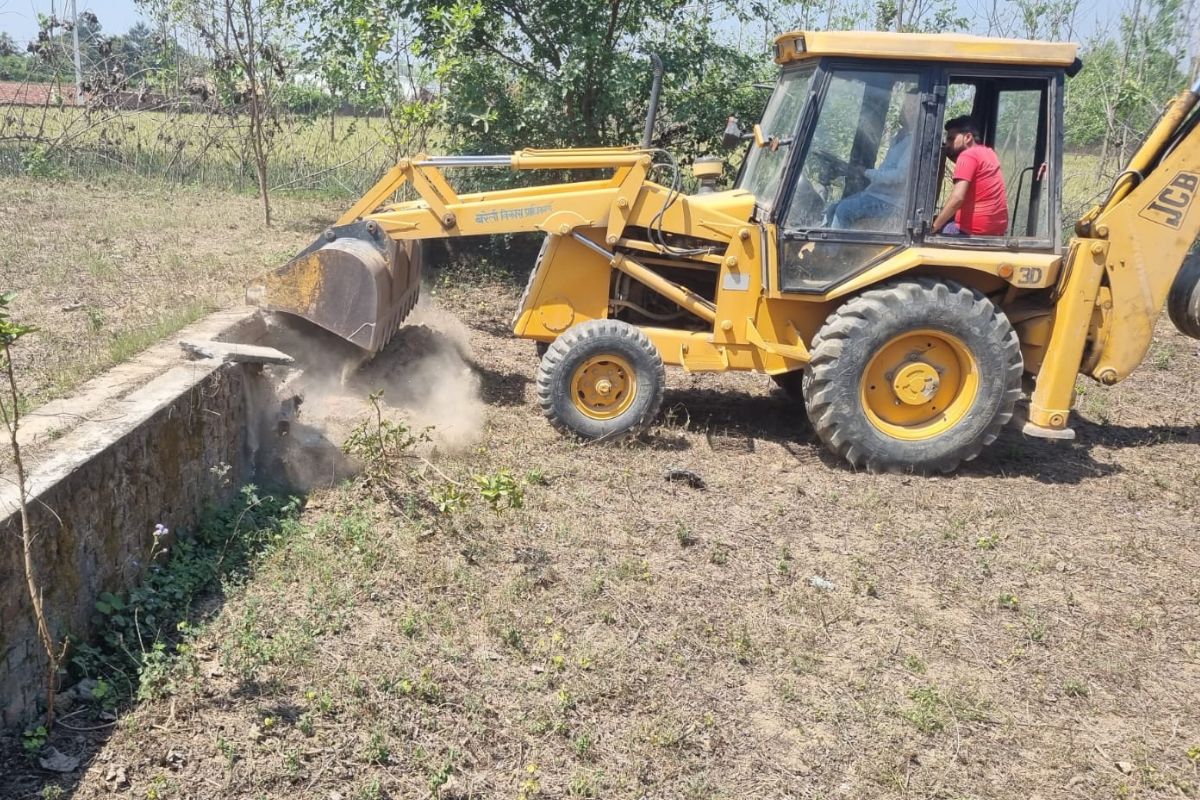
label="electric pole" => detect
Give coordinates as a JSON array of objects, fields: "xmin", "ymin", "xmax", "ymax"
[{"xmin": 70, "ymin": 0, "xmax": 82, "ymax": 104}]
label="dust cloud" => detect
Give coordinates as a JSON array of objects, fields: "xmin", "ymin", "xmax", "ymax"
[{"xmin": 251, "ymin": 296, "xmax": 486, "ymax": 490}]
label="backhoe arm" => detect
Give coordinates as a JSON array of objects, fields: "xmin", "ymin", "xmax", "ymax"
[
  {"xmin": 1027, "ymin": 78, "xmax": 1200, "ymax": 433},
  {"xmin": 248, "ymin": 148, "xmax": 748, "ymax": 352}
]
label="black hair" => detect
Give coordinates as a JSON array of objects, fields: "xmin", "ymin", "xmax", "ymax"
[{"xmin": 944, "ymin": 115, "xmax": 982, "ymax": 138}]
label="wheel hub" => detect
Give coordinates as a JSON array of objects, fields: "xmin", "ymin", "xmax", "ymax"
[
  {"xmin": 860, "ymin": 330, "xmax": 979, "ymax": 441},
  {"xmin": 571, "ymin": 355, "xmax": 637, "ymax": 420},
  {"xmin": 892, "ymin": 362, "xmax": 940, "ymax": 405}
]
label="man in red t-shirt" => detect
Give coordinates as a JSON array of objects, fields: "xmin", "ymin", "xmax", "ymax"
[{"xmin": 932, "ymin": 116, "xmax": 1009, "ymax": 236}]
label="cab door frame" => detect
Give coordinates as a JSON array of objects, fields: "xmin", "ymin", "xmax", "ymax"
[{"xmin": 769, "ymin": 58, "xmax": 939, "ymax": 294}]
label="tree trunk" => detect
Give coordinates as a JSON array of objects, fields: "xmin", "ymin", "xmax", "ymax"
[{"xmin": 3, "ymin": 345, "xmax": 61, "ymax": 729}]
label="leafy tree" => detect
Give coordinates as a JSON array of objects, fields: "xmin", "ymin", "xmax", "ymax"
[
  {"xmin": 1065, "ymin": 0, "xmax": 1187, "ymax": 165},
  {"xmin": 284, "ymin": 0, "xmax": 773, "ymax": 183}
]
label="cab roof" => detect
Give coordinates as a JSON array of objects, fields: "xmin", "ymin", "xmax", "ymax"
[{"xmin": 774, "ymin": 30, "xmax": 1079, "ymax": 69}]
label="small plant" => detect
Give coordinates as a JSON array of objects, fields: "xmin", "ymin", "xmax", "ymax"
[
  {"xmin": 731, "ymin": 627, "xmax": 754, "ymax": 664},
  {"xmin": 1187, "ymin": 745, "xmax": 1200, "ymax": 762},
  {"xmin": 430, "ymin": 483, "xmax": 466, "ymax": 514},
  {"xmin": 40, "ymin": 785, "xmax": 65, "ymax": 800},
  {"xmin": 342, "ymin": 390, "xmax": 421, "ymax": 481},
  {"xmin": 903, "ymin": 654, "xmax": 927, "ymax": 674},
  {"xmin": 525, "ymin": 468, "xmax": 548, "ymax": 486},
  {"xmin": 1152, "ymin": 345, "xmax": 1173, "ymax": 370},
  {"xmin": 572, "ymin": 731, "xmax": 594, "ymax": 758},
  {"xmin": 501, "ymin": 626, "xmax": 525, "ymax": 652},
  {"xmin": 518, "ymin": 763, "xmax": 542, "ymax": 800},
  {"xmin": 216, "ymin": 736, "xmax": 237, "ymax": 765},
  {"xmin": 615, "ymin": 559, "xmax": 651, "ymax": 582},
  {"xmin": 474, "ymin": 470, "xmax": 524, "ymax": 512},
  {"xmin": 22, "ymin": 146, "xmax": 64, "ymax": 179},
  {"xmin": 2, "ymin": 292, "xmax": 70, "ymax": 727},
  {"xmin": 997, "ymin": 592, "xmax": 1020, "ymax": 611},
  {"xmin": 567, "ymin": 771, "xmax": 600, "ymax": 797},
  {"xmin": 709, "ymin": 544, "xmax": 729, "ymax": 566},
  {"xmin": 21, "ymin": 725, "xmax": 48, "ymax": 755},
  {"xmin": 1063, "ymin": 679, "xmax": 1090, "ymax": 698},
  {"xmin": 1023, "ymin": 614, "xmax": 1047, "ymax": 643},
  {"xmin": 674, "ymin": 521, "xmax": 695, "ymax": 547},
  {"xmin": 901, "ymin": 685, "xmax": 946, "ymax": 733},
  {"xmin": 428, "ymin": 757, "xmax": 455, "ymax": 796},
  {"xmin": 362, "ymin": 729, "xmax": 391, "ymax": 765},
  {"xmin": 357, "ymin": 777, "xmax": 383, "ymax": 800},
  {"xmin": 975, "ymin": 534, "xmax": 1000, "ymax": 550},
  {"xmin": 400, "ymin": 611, "xmax": 422, "ymax": 638}
]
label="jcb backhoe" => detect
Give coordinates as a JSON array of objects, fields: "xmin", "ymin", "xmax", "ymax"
[{"xmin": 248, "ymin": 30, "xmax": 1200, "ymax": 473}]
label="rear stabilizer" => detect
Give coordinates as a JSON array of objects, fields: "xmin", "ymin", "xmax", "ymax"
[{"xmin": 247, "ymin": 221, "xmax": 422, "ymax": 354}]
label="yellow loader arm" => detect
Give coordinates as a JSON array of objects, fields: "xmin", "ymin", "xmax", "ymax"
[
  {"xmin": 248, "ymin": 147, "xmax": 749, "ymax": 352},
  {"xmin": 1027, "ymin": 78, "xmax": 1200, "ymax": 434}
]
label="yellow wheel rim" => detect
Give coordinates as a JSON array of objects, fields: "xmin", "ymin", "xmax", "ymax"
[
  {"xmin": 860, "ymin": 329, "xmax": 979, "ymax": 441},
  {"xmin": 571, "ymin": 354, "xmax": 637, "ymax": 420}
]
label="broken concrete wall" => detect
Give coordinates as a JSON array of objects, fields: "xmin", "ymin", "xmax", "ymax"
[{"xmin": 0, "ymin": 359, "xmax": 262, "ymax": 728}]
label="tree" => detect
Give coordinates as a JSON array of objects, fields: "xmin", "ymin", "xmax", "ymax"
[
  {"xmin": 0, "ymin": 293, "xmax": 68, "ymax": 729},
  {"xmin": 286, "ymin": 0, "xmax": 771, "ymax": 168},
  {"xmin": 174, "ymin": 0, "xmax": 291, "ymax": 225},
  {"xmin": 1066, "ymin": 0, "xmax": 1188, "ymax": 174},
  {"xmin": 0, "ymin": 33, "xmax": 31, "ymax": 81}
]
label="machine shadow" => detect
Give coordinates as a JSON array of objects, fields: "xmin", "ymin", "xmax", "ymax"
[
  {"xmin": 653, "ymin": 386, "xmax": 1196, "ymax": 485},
  {"xmin": 470, "ymin": 361, "xmax": 532, "ymax": 407}
]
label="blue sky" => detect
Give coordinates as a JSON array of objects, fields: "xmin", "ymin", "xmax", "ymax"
[
  {"xmin": 0, "ymin": 0, "xmax": 141, "ymax": 46},
  {"xmin": 0, "ymin": 0, "xmax": 1141, "ymax": 50}
]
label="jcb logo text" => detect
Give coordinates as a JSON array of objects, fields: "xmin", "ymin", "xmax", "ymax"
[{"xmin": 1139, "ymin": 171, "xmax": 1198, "ymax": 229}]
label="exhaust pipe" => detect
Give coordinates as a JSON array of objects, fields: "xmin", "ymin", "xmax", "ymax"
[{"xmin": 642, "ymin": 54, "xmax": 663, "ymax": 149}]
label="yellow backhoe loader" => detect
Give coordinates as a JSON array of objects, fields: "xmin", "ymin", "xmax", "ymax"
[{"xmin": 248, "ymin": 30, "xmax": 1200, "ymax": 473}]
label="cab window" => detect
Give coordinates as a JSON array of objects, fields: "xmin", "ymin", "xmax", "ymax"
[{"xmin": 785, "ymin": 69, "xmax": 921, "ymax": 234}]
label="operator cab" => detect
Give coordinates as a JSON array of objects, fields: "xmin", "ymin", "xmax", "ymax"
[{"xmin": 734, "ymin": 30, "xmax": 1079, "ymax": 293}]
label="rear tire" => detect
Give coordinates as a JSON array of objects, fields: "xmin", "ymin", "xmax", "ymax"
[
  {"xmin": 1167, "ymin": 251, "xmax": 1200, "ymax": 339},
  {"xmin": 537, "ymin": 320, "xmax": 665, "ymax": 441},
  {"xmin": 802, "ymin": 278, "xmax": 1022, "ymax": 474}
]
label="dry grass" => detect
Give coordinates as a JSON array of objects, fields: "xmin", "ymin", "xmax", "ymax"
[
  {"xmin": 1, "ymin": 182, "xmax": 1199, "ymax": 800},
  {"xmin": 0, "ymin": 175, "xmax": 341, "ymax": 406}
]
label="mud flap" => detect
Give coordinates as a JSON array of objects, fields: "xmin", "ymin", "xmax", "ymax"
[{"xmin": 247, "ymin": 221, "xmax": 422, "ymax": 353}]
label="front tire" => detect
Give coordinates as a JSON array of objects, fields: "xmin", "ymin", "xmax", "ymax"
[
  {"xmin": 802, "ymin": 278, "xmax": 1022, "ymax": 474},
  {"xmin": 537, "ymin": 320, "xmax": 665, "ymax": 441}
]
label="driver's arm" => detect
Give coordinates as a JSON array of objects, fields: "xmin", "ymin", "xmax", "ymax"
[{"xmin": 933, "ymin": 179, "xmax": 970, "ymax": 233}]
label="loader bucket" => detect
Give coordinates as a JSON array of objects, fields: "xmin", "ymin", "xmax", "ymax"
[{"xmin": 247, "ymin": 222, "xmax": 422, "ymax": 354}]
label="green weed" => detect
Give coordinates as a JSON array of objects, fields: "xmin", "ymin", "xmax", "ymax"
[
  {"xmin": 997, "ymin": 592, "xmax": 1020, "ymax": 611},
  {"xmin": 21, "ymin": 725, "xmax": 48, "ymax": 756},
  {"xmin": 474, "ymin": 469, "xmax": 525, "ymax": 512}
]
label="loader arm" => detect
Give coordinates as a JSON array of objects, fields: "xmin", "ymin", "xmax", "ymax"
[
  {"xmin": 1026, "ymin": 78, "xmax": 1200, "ymax": 433},
  {"xmin": 249, "ymin": 147, "xmax": 752, "ymax": 352}
]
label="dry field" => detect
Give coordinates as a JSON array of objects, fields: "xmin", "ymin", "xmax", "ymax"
[
  {"xmin": 0, "ymin": 176, "xmax": 340, "ymax": 407},
  {"xmin": 1, "ymin": 178, "xmax": 1199, "ymax": 800}
]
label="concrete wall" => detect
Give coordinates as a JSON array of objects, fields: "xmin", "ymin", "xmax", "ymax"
[{"xmin": 0, "ymin": 317, "xmax": 268, "ymax": 728}]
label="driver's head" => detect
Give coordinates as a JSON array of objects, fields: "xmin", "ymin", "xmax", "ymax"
[{"xmin": 943, "ymin": 116, "xmax": 981, "ymax": 161}]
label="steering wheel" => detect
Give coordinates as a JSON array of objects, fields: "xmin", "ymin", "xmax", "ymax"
[{"xmin": 806, "ymin": 148, "xmax": 854, "ymax": 185}]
